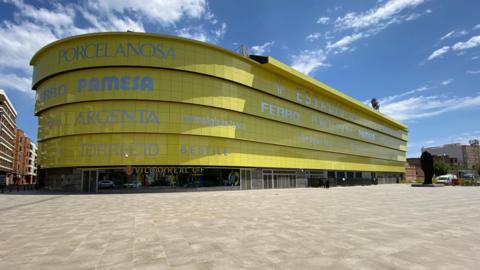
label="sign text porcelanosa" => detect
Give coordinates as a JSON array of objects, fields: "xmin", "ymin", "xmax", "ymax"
[{"xmin": 58, "ymin": 41, "xmax": 176, "ymax": 63}]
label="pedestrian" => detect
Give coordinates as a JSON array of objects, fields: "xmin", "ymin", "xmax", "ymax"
[{"xmin": 325, "ymin": 179, "xmax": 330, "ymax": 189}]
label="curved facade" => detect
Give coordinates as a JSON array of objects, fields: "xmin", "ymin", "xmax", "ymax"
[{"xmin": 31, "ymin": 32, "xmax": 407, "ymax": 192}]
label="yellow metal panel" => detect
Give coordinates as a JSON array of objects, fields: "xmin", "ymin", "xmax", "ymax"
[
  {"xmin": 38, "ymin": 133, "xmax": 405, "ymax": 172},
  {"xmin": 38, "ymin": 101, "xmax": 405, "ymax": 162},
  {"xmin": 35, "ymin": 68, "xmax": 407, "ymax": 149},
  {"xmin": 30, "ymin": 32, "xmax": 407, "ymax": 134},
  {"xmin": 30, "ymin": 33, "xmax": 408, "ymax": 173}
]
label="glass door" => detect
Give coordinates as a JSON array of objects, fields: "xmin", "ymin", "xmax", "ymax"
[
  {"xmin": 263, "ymin": 174, "xmax": 272, "ymax": 189},
  {"xmin": 82, "ymin": 170, "xmax": 98, "ymax": 193},
  {"xmin": 240, "ymin": 169, "xmax": 252, "ymax": 190}
]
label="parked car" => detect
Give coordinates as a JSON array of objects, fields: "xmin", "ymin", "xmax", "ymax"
[
  {"xmin": 98, "ymin": 180, "xmax": 115, "ymax": 189},
  {"xmin": 435, "ymin": 174, "xmax": 457, "ymax": 185},
  {"xmin": 123, "ymin": 182, "xmax": 141, "ymax": 188}
]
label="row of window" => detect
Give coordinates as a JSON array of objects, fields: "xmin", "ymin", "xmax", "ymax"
[
  {"xmin": 0, "ymin": 102, "xmax": 17, "ymax": 122},
  {"xmin": 0, "ymin": 158, "xmax": 12, "ymax": 168}
]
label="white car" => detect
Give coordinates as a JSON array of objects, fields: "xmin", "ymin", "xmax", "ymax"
[
  {"xmin": 435, "ymin": 174, "xmax": 456, "ymax": 185},
  {"xmin": 98, "ymin": 180, "xmax": 115, "ymax": 189},
  {"xmin": 123, "ymin": 182, "xmax": 142, "ymax": 188}
]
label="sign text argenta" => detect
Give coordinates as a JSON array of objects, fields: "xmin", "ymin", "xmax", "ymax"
[
  {"xmin": 75, "ymin": 110, "xmax": 160, "ymax": 125},
  {"xmin": 58, "ymin": 41, "xmax": 176, "ymax": 63}
]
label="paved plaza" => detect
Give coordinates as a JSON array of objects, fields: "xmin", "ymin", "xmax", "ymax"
[{"xmin": 1, "ymin": 185, "xmax": 479, "ymax": 270}]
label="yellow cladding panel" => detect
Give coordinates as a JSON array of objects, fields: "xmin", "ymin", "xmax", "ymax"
[
  {"xmin": 38, "ymin": 133, "xmax": 405, "ymax": 172},
  {"xmin": 31, "ymin": 33, "xmax": 408, "ymax": 172},
  {"xmin": 38, "ymin": 101, "xmax": 405, "ymax": 162},
  {"xmin": 31, "ymin": 32, "xmax": 407, "ymax": 135},
  {"xmin": 35, "ymin": 68, "xmax": 407, "ymax": 149}
]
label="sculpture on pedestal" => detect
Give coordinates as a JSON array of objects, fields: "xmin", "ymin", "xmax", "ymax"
[{"xmin": 421, "ymin": 151, "xmax": 434, "ymax": 185}]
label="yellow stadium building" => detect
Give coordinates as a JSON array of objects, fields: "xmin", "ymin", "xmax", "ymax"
[{"xmin": 30, "ymin": 32, "xmax": 407, "ymax": 192}]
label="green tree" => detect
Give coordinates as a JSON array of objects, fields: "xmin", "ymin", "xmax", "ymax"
[{"xmin": 434, "ymin": 160, "xmax": 451, "ymax": 176}]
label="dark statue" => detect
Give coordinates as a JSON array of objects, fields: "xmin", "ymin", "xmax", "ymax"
[
  {"xmin": 371, "ymin": 98, "xmax": 380, "ymax": 111},
  {"xmin": 421, "ymin": 151, "xmax": 434, "ymax": 185}
]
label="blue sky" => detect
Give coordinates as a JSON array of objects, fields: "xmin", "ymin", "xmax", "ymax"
[{"xmin": 0, "ymin": 0, "xmax": 479, "ymax": 158}]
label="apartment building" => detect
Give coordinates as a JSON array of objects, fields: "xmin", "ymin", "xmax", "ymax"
[
  {"xmin": 13, "ymin": 129, "xmax": 37, "ymax": 185},
  {"xmin": 423, "ymin": 140, "xmax": 480, "ymax": 170},
  {"xmin": 26, "ymin": 141, "xmax": 37, "ymax": 184},
  {"xmin": 0, "ymin": 89, "xmax": 17, "ymax": 185}
]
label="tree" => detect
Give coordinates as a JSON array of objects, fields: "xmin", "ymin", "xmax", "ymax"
[{"xmin": 434, "ymin": 160, "xmax": 450, "ymax": 176}]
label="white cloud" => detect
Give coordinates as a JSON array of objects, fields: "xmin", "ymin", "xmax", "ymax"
[
  {"xmin": 87, "ymin": 0, "xmax": 207, "ymax": 26},
  {"xmin": 440, "ymin": 30, "xmax": 455, "ymax": 40},
  {"xmin": 326, "ymin": 33, "xmax": 363, "ymax": 51},
  {"xmin": 0, "ymin": 0, "xmax": 225, "ymax": 97},
  {"xmin": 472, "ymin": 56, "xmax": 479, "ymax": 60},
  {"xmin": 250, "ymin": 41, "xmax": 275, "ymax": 55},
  {"xmin": 378, "ymin": 79, "xmax": 455, "ymax": 105},
  {"xmin": 424, "ymin": 139, "xmax": 436, "ymax": 145},
  {"xmin": 0, "ymin": 21, "xmax": 58, "ymax": 72},
  {"xmin": 214, "ymin": 22, "xmax": 227, "ymax": 39},
  {"xmin": 0, "ymin": 73, "xmax": 32, "ymax": 96},
  {"xmin": 306, "ymin": 33, "xmax": 322, "ymax": 42},
  {"xmin": 427, "ymin": 46, "xmax": 450, "ymax": 61},
  {"xmin": 378, "ymin": 85, "xmax": 431, "ymax": 104},
  {"xmin": 381, "ymin": 94, "xmax": 480, "ymax": 121},
  {"xmin": 77, "ymin": 7, "xmax": 144, "ymax": 33},
  {"xmin": 474, "ymin": 24, "xmax": 480, "ymax": 30},
  {"xmin": 439, "ymin": 29, "xmax": 469, "ymax": 42},
  {"xmin": 405, "ymin": 8, "xmax": 431, "ymax": 21},
  {"xmin": 292, "ymin": 1, "xmax": 429, "ymax": 75},
  {"xmin": 299, "ymin": 0, "xmax": 429, "ymax": 71},
  {"xmin": 335, "ymin": 0, "xmax": 424, "ymax": 30},
  {"xmin": 452, "ymin": 35, "xmax": 480, "ymax": 51},
  {"xmin": 317, "ymin": 16, "xmax": 330, "ymax": 24},
  {"xmin": 175, "ymin": 22, "xmax": 227, "ymax": 43},
  {"xmin": 326, "ymin": 6, "xmax": 342, "ymax": 13},
  {"xmin": 467, "ymin": 70, "xmax": 480, "ymax": 74},
  {"xmin": 175, "ymin": 27, "xmax": 208, "ymax": 42},
  {"xmin": 11, "ymin": 1, "xmax": 76, "ymax": 33},
  {"xmin": 324, "ymin": 31, "xmax": 334, "ymax": 40},
  {"xmin": 428, "ymin": 35, "xmax": 480, "ymax": 61},
  {"xmin": 441, "ymin": 78, "xmax": 453, "ymax": 85},
  {"xmin": 291, "ymin": 49, "xmax": 329, "ymax": 75}
]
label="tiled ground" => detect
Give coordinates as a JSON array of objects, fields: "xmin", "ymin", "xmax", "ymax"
[{"xmin": 1, "ymin": 185, "xmax": 479, "ymax": 270}]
